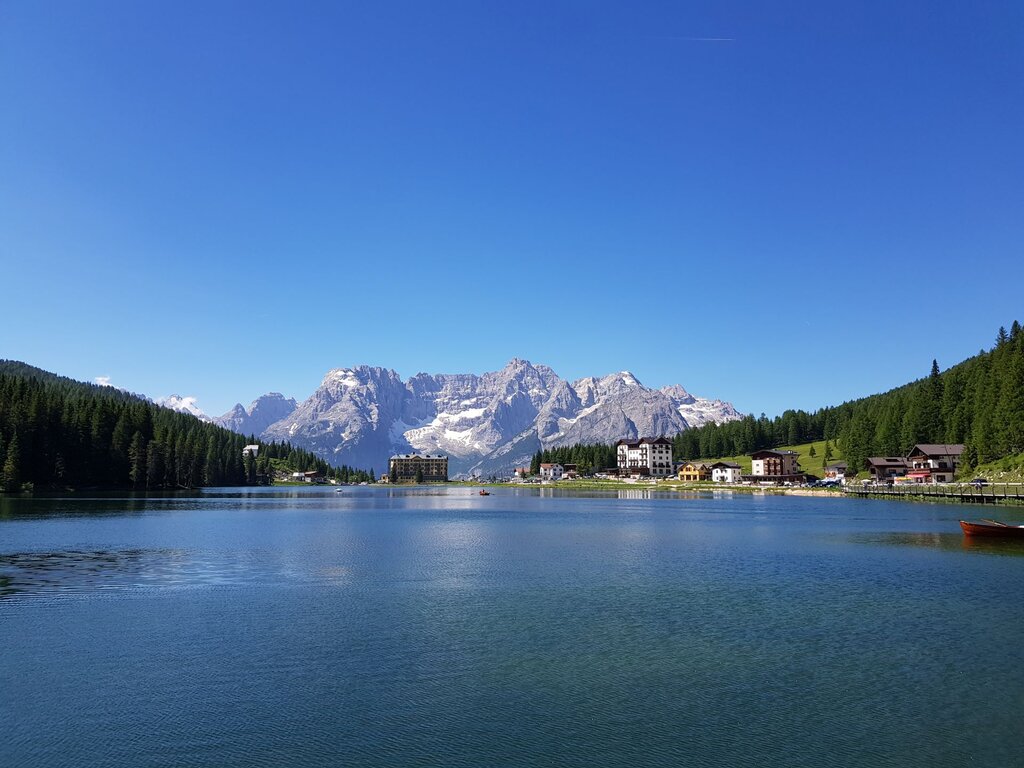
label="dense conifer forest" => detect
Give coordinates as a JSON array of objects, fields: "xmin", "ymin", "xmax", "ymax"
[
  {"xmin": 521, "ymin": 323, "xmax": 1023, "ymax": 479},
  {"xmin": 674, "ymin": 322, "xmax": 1024, "ymax": 475},
  {"xmin": 0, "ymin": 361, "xmax": 372, "ymax": 491},
  {"xmin": 529, "ymin": 443, "xmax": 619, "ymax": 476}
]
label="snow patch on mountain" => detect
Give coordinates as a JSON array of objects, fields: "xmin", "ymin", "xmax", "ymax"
[
  {"xmin": 246, "ymin": 360, "xmax": 743, "ymax": 477},
  {"xmin": 155, "ymin": 394, "xmax": 211, "ymax": 422}
]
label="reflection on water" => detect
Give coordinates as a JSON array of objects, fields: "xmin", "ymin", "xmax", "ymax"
[
  {"xmin": 0, "ymin": 547, "xmax": 314, "ymax": 598},
  {"xmin": 3, "ymin": 488, "xmax": 1024, "ymax": 768},
  {"xmin": 848, "ymin": 531, "xmax": 1024, "ymax": 556}
]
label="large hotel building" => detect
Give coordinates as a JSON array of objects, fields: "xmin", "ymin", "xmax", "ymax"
[
  {"xmin": 388, "ymin": 454, "xmax": 449, "ymax": 482},
  {"xmin": 615, "ymin": 437, "xmax": 674, "ymax": 477}
]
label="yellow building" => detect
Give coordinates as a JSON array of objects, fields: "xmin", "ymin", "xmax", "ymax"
[{"xmin": 678, "ymin": 462, "xmax": 712, "ymax": 482}]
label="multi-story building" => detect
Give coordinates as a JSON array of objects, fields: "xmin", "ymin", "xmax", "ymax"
[
  {"xmin": 616, "ymin": 437, "xmax": 674, "ymax": 477},
  {"xmin": 388, "ymin": 454, "xmax": 449, "ymax": 482},
  {"xmin": 905, "ymin": 444, "xmax": 964, "ymax": 484},
  {"xmin": 539, "ymin": 463, "xmax": 564, "ymax": 481},
  {"xmin": 749, "ymin": 449, "xmax": 803, "ymax": 482}
]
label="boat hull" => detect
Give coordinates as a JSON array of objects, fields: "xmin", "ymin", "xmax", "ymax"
[{"xmin": 959, "ymin": 520, "xmax": 1024, "ymax": 538}]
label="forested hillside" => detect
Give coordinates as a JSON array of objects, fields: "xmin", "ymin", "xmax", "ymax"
[
  {"xmin": 674, "ymin": 322, "xmax": 1024, "ymax": 475},
  {"xmin": 0, "ymin": 361, "xmax": 371, "ymax": 491}
]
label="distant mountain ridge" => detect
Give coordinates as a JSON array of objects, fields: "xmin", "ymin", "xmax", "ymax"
[
  {"xmin": 213, "ymin": 393, "xmax": 298, "ymax": 436},
  {"xmin": 215, "ymin": 359, "xmax": 742, "ymax": 477}
]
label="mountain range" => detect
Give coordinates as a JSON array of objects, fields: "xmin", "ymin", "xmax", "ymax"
[{"xmin": 164, "ymin": 359, "xmax": 742, "ymax": 477}]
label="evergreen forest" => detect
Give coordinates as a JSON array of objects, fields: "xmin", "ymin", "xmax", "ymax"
[
  {"xmin": 673, "ymin": 322, "xmax": 1024, "ymax": 475},
  {"xmin": 529, "ymin": 443, "xmax": 619, "ymax": 476},
  {"xmin": 0, "ymin": 361, "xmax": 372, "ymax": 491}
]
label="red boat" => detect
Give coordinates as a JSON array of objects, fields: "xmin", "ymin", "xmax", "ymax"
[
  {"xmin": 959, "ymin": 520, "xmax": 1024, "ymax": 538},
  {"xmin": 478, "ymin": 489, "xmax": 491, "ymax": 496}
]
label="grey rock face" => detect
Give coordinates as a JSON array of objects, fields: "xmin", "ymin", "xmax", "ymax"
[
  {"xmin": 248, "ymin": 360, "xmax": 742, "ymax": 477},
  {"xmin": 214, "ymin": 393, "xmax": 297, "ymax": 436}
]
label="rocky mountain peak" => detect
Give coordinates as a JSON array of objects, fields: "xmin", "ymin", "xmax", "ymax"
[
  {"xmin": 214, "ymin": 391, "xmax": 298, "ymax": 435},
  {"xmin": 250, "ymin": 359, "xmax": 743, "ymax": 477}
]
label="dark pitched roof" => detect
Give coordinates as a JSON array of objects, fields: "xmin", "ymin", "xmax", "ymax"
[
  {"xmin": 866, "ymin": 457, "xmax": 909, "ymax": 468},
  {"xmin": 617, "ymin": 436, "xmax": 672, "ymax": 447},
  {"xmin": 751, "ymin": 449, "xmax": 799, "ymax": 458},
  {"xmin": 908, "ymin": 444, "xmax": 965, "ymax": 457},
  {"xmin": 711, "ymin": 461, "xmax": 742, "ymax": 469}
]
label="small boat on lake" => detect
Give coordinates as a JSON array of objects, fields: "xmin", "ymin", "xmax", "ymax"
[
  {"xmin": 959, "ymin": 519, "xmax": 1024, "ymax": 538},
  {"xmin": 478, "ymin": 489, "xmax": 491, "ymax": 496}
]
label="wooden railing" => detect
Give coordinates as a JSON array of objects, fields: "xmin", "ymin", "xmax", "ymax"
[{"xmin": 844, "ymin": 482, "xmax": 1024, "ymax": 504}]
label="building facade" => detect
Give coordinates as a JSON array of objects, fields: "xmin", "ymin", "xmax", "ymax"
[
  {"xmin": 678, "ymin": 462, "xmax": 712, "ymax": 482},
  {"xmin": 616, "ymin": 437, "xmax": 674, "ymax": 477},
  {"xmin": 905, "ymin": 444, "xmax": 964, "ymax": 484},
  {"xmin": 866, "ymin": 457, "xmax": 909, "ymax": 482},
  {"xmin": 824, "ymin": 462, "xmax": 848, "ymax": 480},
  {"xmin": 539, "ymin": 463, "xmax": 564, "ymax": 481},
  {"xmin": 711, "ymin": 461, "xmax": 743, "ymax": 483},
  {"xmin": 749, "ymin": 449, "xmax": 803, "ymax": 482},
  {"xmin": 389, "ymin": 454, "xmax": 449, "ymax": 482}
]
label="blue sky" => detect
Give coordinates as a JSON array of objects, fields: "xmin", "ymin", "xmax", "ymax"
[{"xmin": 2, "ymin": 1, "xmax": 1022, "ymax": 419}]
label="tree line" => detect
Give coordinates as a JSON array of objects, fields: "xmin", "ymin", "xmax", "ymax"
[
  {"xmin": 528, "ymin": 443, "xmax": 619, "ymax": 476},
  {"xmin": 0, "ymin": 361, "xmax": 372, "ymax": 491},
  {"xmin": 674, "ymin": 322, "xmax": 1024, "ymax": 475}
]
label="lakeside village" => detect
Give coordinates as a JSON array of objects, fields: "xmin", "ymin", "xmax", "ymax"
[{"xmin": 281, "ymin": 439, "xmax": 971, "ymax": 489}]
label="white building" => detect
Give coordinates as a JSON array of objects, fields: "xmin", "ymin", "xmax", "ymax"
[
  {"xmin": 905, "ymin": 444, "xmax": 964, "ymax": 484},
  {"xmin": 616, "ymin": 437, "xmax": 674, "ymax": 477},
  {"xmin": 539, "ymin": 463, "xmax": 564, "ymax": 481},
  {"xmin": 242, "ymin": 444, "xmax": 260, "ymax": 458},
  {"xmin": 711, "ymin": 461, "xmax": 743, "ymax": 483}
]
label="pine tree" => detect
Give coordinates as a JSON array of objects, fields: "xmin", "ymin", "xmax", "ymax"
[
  {"xmin": 204, "ymin": 435, "xmax": 220, "ymax": 486},
  {"xmin": 128, "ymin": 431, "xmax": 146, "ymax": 488},
  {"xmin": 995, "ymin": 347, "xmax": 1024, "ymax": 455},
  {"xmin": 243, "ymin": 450, "xmax": 255, "ymax": 485},
  {"xmin": 146, "ymin": 441, "xmax": 164, "ymax": 489},
  {"xmin": 922, "ymin": 359, "xmax": 944, "ymax": 441},
  {"xmin": 3, "ymin": 431, "xmax": 21, "ymax": 491}
]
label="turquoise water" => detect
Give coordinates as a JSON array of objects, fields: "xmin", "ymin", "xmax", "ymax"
[{"xmin": 2, "ymin": 487, "xmax": 1023, "ymax": 767}]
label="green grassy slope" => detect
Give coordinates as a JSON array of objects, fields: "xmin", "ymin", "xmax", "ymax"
[{"xmin": 697, "ymin": 440, "xmax": 845, "ymax": 477}]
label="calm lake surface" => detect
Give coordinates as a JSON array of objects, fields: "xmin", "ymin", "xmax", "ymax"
[{"xmin": 2, "ymin": 487, "xmax": 1023, "ymax": 768}]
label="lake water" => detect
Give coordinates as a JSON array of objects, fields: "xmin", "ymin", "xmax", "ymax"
[{"xmin": 2, "ymin": 487, "xmax": 1023, "ymax": 768}]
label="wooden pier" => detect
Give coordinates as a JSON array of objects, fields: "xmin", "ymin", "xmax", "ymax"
[{"xmin": 845, "ymin": 482, "xmax": 1024, "ymax": 505}]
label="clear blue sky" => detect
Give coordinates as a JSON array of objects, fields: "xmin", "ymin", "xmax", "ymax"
[{"xmin": 2, "ymin": 1, "xmax": 1022, "ymax": 419}]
